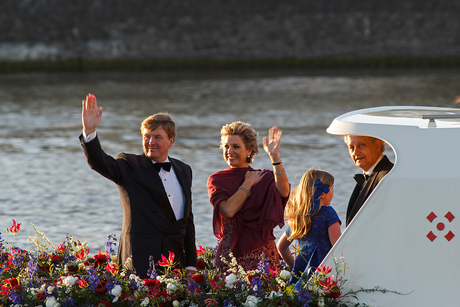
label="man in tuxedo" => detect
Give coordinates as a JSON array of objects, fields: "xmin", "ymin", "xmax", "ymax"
[
  {"xmin": 80, "ymin": 93, "xmax": 197, "ymax": 278},
  {"xmin": 344, "ymin": 135, "xmax": 393, "ymax": 226}
]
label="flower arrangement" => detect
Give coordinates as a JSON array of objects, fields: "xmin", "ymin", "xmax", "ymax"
[{"xmin": 0, "ymin": 220, "xmax": 374, "ymax": 307}]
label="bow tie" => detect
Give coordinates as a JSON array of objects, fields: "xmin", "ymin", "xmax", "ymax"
[
  {"xmin": 154, "ymin": 162, "xmax": 171, "ymax": 172},
  {"xmin": 354, "ymin": 174, "xmax": 369, "ymax": 185}
]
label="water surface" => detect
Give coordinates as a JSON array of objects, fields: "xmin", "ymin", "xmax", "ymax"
[{"xmin": 1, "ymin": 69, "xmax": 458, "ymax": 252}]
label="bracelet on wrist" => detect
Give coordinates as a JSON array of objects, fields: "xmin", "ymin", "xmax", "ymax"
[
  {"xmin": 274, "ymin": 168, "xmax": 286, "ymax": 176},
  {"xmin": 272, "ymin": 161, "xmax": 282, "ymax": 166},
  {"xmin": 238, "ymin": 186, "xmax": 251, "ymax": 197}
]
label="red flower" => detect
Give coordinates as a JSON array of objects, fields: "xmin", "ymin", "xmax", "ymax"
[
  {"xmin": 94, "ymin": 251, "xmax": 109, "ymax": 268},
  {"xmin": 77, "ymin": 279, "xmax": 89, "ymax": 288},
  {"xmin": 158, "ymin": 251, "xmax": 175, "ymax": 267},
  {"xmin": 318, "ymin": 276, "xmax": 337, "ymax": 292},
  {"xmin": 209, "ymin": 276, "xmax": 224, "ymax": 290},
  {"xmin": 57, "ymin": 244, "xmax": 67, "ymax": 253},
  {"xmin": 9, "ymin": 219, "xmax": 21, "ymax": 233},
  {"xmin": 317, "ymin": 264, "xmax": 332, "ymax": 275},
  {"xmin": 75, "ymin": 247, "xmax": 90, "ymax": 260},
  {"xmin": 37, "ymin": 291, "xmax": 46, "ymax": 302},
  {"xmin": 330, "ymin": 290, "xmax": 341, "ymax": 299},
  {"xmin": 1, "ymin": 278, "xmax": 22, "ymax": 296},
  {"xmin": 144, "ymin": 279, "xmax": 161, "ymax": 289},
  {"xmin": 96, "ymin": 301, "xmax": 111, "ymax": 307},
  {"xmin": 247, "ymin": 272, "xmax": 260, "ymax": 283},
  {"xmin": 66, "ymin": 264, "xmax": 79, "ymax": 273},
  {"xmin": 106, "ymin": 263, "xmax": 118, "ymax": 275},
  {"xmin": 196, "ymin": 245, "xmax": 205, "ymax": 255},
  {"xmin": 95, "ymin": 281, "xmax": 108, "ymax": 295},
  {"xmin": 51, "ymin": 254, "xmax": 62, "ymax": 264},
  {"xmin": 196, "ymin": 260, "xmax": 206, "ymax": 269},
  {"xmin": 204, "ymin": 298, "xmax": 219, "ymax": 306},
  {"xmin": 38, "ymin": 264, "xmax": 50, "ymax": 272},
  {"xmin": 191, "ymin": 273, "xmax": 204, "ymax": 284}
]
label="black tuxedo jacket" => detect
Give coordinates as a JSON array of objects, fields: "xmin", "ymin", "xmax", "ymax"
[
  {"xmin": 346, "ymin": 155, "xmax": 393, "ymax": 226},
  {"xmin": 80, "ymin": 135, "xmax": 197, "ymax": 278}
]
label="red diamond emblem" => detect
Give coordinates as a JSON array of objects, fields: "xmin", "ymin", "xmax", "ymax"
[
  {"xmin": 427, "ymin": 212, "xmax": 437, "ymax": 223},
  {"xmin": 445, "ymin": 231, "xmax": 455, "ymax": 241},
  {"xmin": 445, "ymin": 212, "xmax": 455, "ymax": 223},
  {"xmin": 427, "ymin": 231, "xmax": 437, "ymax": 242}
]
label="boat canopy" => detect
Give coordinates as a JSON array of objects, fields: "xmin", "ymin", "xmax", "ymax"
[{"xmin": 323, "ymin": 106, "xmax": 460, "ymax": 306}]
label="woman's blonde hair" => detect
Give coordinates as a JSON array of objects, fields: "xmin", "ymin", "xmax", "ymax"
[
  {"xmin": 220, "ymin": 121, "xmax": 259, "ymax": 163},
  {"xmin": 285, "ymin": 169, "xmax": 334, "ymax": 241}
]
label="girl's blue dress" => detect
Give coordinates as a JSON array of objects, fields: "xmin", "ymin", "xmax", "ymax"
[{"xmin": 286, "ymin": 206, "xmax": 341, "ymax": 285}]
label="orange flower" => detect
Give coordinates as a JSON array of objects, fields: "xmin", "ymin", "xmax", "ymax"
[
  {"xmin": 158, "ymin": 251, "xmax": 175, "ymax": 267},
  {"xmin": 75, "ymin": 247, "xmax": 90, "ymax": 260},
  {"xmin": 77, "ymin": 279, "xmax": 89, "ymax": 288},
  {"xmin": 106, "ymin": 262, "xmax": 118, "ymax": 275},
  {"xmin": 317, "ymin": 264, "xmax": 332, "ymax": 275}
]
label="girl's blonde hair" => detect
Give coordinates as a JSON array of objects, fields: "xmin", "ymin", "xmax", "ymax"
[{"xmin": 285, "ymin": 169, "xmax": 334, "ymax": 241}]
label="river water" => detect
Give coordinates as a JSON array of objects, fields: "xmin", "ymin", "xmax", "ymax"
[{"xmin": 1, "ymin": 68, "xmax": 458, "ymax": 253}]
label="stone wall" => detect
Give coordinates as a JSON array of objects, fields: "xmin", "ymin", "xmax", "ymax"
[{"xmin": 1, "ymin": 0, "xmax": 460, "ymax": 62}]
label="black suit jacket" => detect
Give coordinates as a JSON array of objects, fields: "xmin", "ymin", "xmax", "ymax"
[
  {"xmin": 346, "ymin": 155, "xmax": 393, "ymax": 226},
  {"xmin": 80, "ymin": 135, "xmax": 197, "ymax": 278}
]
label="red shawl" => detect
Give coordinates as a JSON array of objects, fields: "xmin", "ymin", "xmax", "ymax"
[{"xmin": 207, "ymin": 167, "xmax": 288, "ymax": 258}]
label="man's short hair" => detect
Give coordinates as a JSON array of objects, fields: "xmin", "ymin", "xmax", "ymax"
[
  {"xmin": 141, "ymin": 113, "xmax": 176, "ymax": 139},
  {"xmin": 344, "ymin": 135, "xmax": 385, "ymax": 153}
]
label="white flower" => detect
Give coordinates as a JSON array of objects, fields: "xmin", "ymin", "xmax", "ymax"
[
  {"xmin": 111, "ymin": 284, "xmax": 122, "ymax": 296},
  {"xmin": 279, "ymin": 270, "xmax": 291, "ymax": 280},
  {"xmin": 28, "ymin": 287, "xmax": 39, "ymax": 295},
  {"xmin": 244, "ymin": 295, "xmax": 259, "ymax": 307},
  {"xmin": 140, "ymin": 297, "xmax": 150, "ymax": 307},
  {"xmin": 318, "ymin": 297, "xmax": 325, "ymax": 307},
  {"xmin": 167, "ymin": 282, "xmax": 178, "ymax": 294},
  {"xmin": 173, "ymin": 300, "xmax": 180, "ymax": 307},
  {"xmin": 225, "ymin": 273, "xmax": 238, "ymax": 288},
  {"xmin": 111, "ymin": 284, "xmax": 123, "ymax": 302},
  {"xmin": 47, "ymin": 286, "xmax": 54, "ymax": 294},
  {"xmin": 62, "ymin": 275, "xmax": 78, "ymax": 287},
  {"xmin": 267, "ymin": 290, "xmax": 282, "ymax": 299},
  {"xmin": 45, "ymin": 297, "xmax": 58, "ymax": 307}
]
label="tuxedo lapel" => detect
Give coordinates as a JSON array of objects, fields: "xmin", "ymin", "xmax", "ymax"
[
  {"xmin": 140, "ymin": 154, "xmax": 176, "ymax": 223},
  {"xmin": 346, "ymin": 155, "xmax": 393, "ymax": 225}
]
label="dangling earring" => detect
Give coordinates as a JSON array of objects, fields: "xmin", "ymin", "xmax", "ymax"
[{"xmin": 246, "ymin": 155, "xmax": 251, "ymax": 163}]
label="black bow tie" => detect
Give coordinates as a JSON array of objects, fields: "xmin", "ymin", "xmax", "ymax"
[
  {"xmin": 154, "ymin": 162, "xmax": 171, "ymax": 172},
  {"xmin": 354, "ymin": 174, "xmax": 369, "ymax": 185}
]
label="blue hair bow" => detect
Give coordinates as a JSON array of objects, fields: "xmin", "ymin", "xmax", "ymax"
[{"xmin": 309, "ymin": 179, "xmax": 330, "ymax": 215}]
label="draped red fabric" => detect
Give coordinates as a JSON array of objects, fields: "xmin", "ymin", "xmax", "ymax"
[{"xmin": 207, "ymin": 167, "xmax": 288, "ymax": 258}]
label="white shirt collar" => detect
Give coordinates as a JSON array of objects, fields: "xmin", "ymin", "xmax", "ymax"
[{"xmin": 364, "ymin": 155, "xmax": 384, "ymax": 176}]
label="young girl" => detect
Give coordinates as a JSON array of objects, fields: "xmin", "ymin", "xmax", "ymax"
[{"xmin": 277, "ymin": 169, "xmax": 341, "ymax": 284}]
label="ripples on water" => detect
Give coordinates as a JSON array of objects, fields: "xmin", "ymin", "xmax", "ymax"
[{"xmin": 1, "ymin": 69, "xmax": 458, "ymax": 253}]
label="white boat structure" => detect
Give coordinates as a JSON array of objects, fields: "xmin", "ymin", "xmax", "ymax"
[{"xmin": 323, "ymin": 106, "xmax": 460, "ymax": 306}]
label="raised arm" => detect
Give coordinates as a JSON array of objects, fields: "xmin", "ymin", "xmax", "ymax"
[
  {"xmin": 263, "ymin": 126, "xmax": 290, "ymax": 198},
  {"xmin": 82, "ymin": 93, "xmax": 103, "ymax": 134}
]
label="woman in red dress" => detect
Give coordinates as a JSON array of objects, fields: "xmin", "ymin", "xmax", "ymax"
[{"xmin": 207, "ymin": 122, "xmax": 290, "ymax": 272}]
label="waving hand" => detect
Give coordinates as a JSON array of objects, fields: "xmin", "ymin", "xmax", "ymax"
[{"xmin": 82, "ymin": 93, "xmax": 103, "ymax": 134}]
